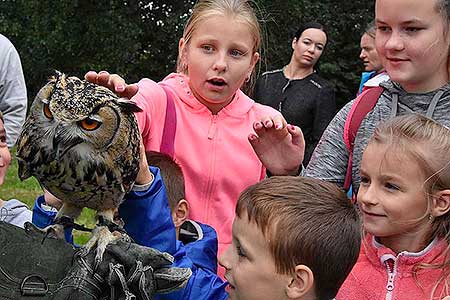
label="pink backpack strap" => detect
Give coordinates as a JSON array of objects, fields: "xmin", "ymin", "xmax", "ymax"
[
  {"xmin": 159, "ymin": 85, "xmax": 177, "ymax": 157},
  {"xmin": 343, "ymin": 86, "xmax": 383, "ymax": 191}
]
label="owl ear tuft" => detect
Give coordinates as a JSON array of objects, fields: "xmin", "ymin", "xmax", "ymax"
[
  {"xmin": 49, "ymin": 70, "xmax": 65, "ymax": 82},
  {"xmin": 117, "ymin": 98, "xmax": 143, "ymax": 113}
]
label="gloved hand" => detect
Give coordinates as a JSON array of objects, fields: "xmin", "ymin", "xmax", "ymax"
[
  {"xmin": 0, "ymin": 221, "xmax": 190, "ymax": 300},
  {"xmin": 0, "ymin": 221, "xmax": 85, "ymax": 300},
  {"xmin": 52, "ymin": 233, "xmax": 192, "ymax": 300},
  {"xmin": 104, "ymin": 238, "xmax": 192, "ymax": 300}
]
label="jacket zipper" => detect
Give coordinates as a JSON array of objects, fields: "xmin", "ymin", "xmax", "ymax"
[
  {"xmin": 384, "ymin": 256, "xmax": 400, "ymax": 300},
  {"xmin": 204, "ymin": 115, "xmax": 218, "ymax": 222},
  {"xmin": 207, "ymin": 115, "xmax": 218, "ymax": 140},
  {"xmin": 279, "ymin": 80, "xmax": 291, "ymax": 112}
]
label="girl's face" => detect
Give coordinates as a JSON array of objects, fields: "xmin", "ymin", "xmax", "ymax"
[
  {"xmin": 180, "ymin": 15, "xmax": 259, "ymax": 114},
  {"xmin": 358, "ymin": 142, "xmax": 432, "ymax": 252},
  {"xmin": 292, "ymin": 28, "xmax": 327, "ymax": 68},
  {"xmin": 375, "ymin": 0, "xmax": 450, "ymax": 93},
  {"xmin": 0, "ymin": 120, "xmax": 11, "ymax": 186}
]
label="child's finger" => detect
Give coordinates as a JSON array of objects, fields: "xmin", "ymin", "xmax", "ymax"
[
  {"xmin": 97, "ymin": 70, "xmax": 111, "ymax": 86},
  {"xmin": 122, "ymin": 83, "xmax": 139, "ymax": 99},
  {"xmin": 248, "ymin": 133, "xmax": 260, "ymax": 145},
  {"xmin": 107, "ymin": 74, "xmax": 126, "ymax": 92},
  {"xmin": 271, "ymin": 114, "xmax": 286, "ymax": 130},
  {"xmin": 261, "ymin": 117, "xmax": 274, "ymax": 129},
  {"xmin": 253, "ymin": 120, "xmax": 265, "ymax": 134},
  {"xmin": 288, "ymin": 124, "xmax": 305, "ymax": 146},
  {"xmin": 84, "ymin": 71, "xmax": 99, "ymax": 83}
]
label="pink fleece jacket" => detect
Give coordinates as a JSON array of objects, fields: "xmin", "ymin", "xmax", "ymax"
[
  {"xmin": 337, "ymin": 234, "xmax": 449, "ymax": 300},
  {"xmin": 132, "ymin": 73, "xmax": 279, "ymax": 259}
]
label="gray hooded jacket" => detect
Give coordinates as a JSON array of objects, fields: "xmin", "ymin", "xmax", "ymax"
[
  {"xmin": 304, "ymin": 80, "xmax": 450, "ymax": 190},
  {"xmin": 0, "ymin": 199, "xmax": 32, "ymax": 228},
  {"xmin": 0, "ymin": 34, "xmax": 27, "ymax": 147}
]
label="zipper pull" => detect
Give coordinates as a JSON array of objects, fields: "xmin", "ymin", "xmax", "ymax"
[
  {"xmin": 386, "ymin": 272, "xmax": 395, "ymax": 291},
  {"xmin": 208, "ymin": 115, "xmax": 218, "ymax": 140}
]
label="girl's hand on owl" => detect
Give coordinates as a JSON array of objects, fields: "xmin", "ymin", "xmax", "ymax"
[{"xmin": 85, "ymin": 71, "xmax": 139, "ymax": 99}]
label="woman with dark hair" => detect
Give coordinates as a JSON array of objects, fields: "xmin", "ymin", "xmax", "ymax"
[{"xmin": 254, "ymin": 22, "xmax": 336, "ymax": 166}]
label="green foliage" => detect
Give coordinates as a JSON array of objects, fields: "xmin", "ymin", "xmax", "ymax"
[{"xmin": 1, "ymin": 0, "xmax": 374, "ymax": 109}]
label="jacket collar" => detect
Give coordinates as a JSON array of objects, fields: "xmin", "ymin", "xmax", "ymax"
[
  {"xmin": 161, "ymin": 73, "xmax": 255, "ymax": 117},
  {"xmin": 363, "ymin": 234, "xmax": 447, "ymax": 267}
]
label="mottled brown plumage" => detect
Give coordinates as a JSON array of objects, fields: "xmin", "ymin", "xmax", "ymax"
[{"xmin": 16, "ymin": 71, "xmax": 142, "ymax": 261}]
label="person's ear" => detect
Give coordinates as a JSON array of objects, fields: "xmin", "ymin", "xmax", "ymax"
[
  {"xmin": 178, "ymin": 38, "xmax": 185, "ymax": 57},
  {"xmin": 285, "ymin": 265, "xmax": 315, "ymax": 299},
  {"xmin": 178, "ymin": 38, "xmax": 188, "ymax": 70},
  {"xmin": 172, "ymin": 199, "xmax": 189, "ymax": 228},
  {"xmin": 431, "ymin": 190, "xmax": 450, "ymax": 218},
  {"xmin": 292, "ymin": 37, "xmax": 298, "ymax": 50},
  {"xmin": 246, "ymin": 52, "xmax": 260, "ymax": 79}
]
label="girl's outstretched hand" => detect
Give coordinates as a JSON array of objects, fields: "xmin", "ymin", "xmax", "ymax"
[
  {"xmin": 84, "ymin": 71, "xmax": 139, "ymax": 99},
  {"xmin": 249, "ymin": 114, "xmax": 305, "ymax": 176}
]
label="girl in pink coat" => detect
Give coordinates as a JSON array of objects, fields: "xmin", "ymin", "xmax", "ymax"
[
  {"xmin": 85, "ymin": 0, "xmax": 298, "ymax": 278},
  {"xmin": 337, "ymin": 114, "xmax": 450, "ymax": 300}
]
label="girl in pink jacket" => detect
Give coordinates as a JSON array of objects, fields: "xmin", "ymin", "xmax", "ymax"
[
  {"xmin": 86, "ymin": 0, "xmax": 294, "ymax": 277},
  {"xmin": 337, "ymin": 114, "xmax": 450, "ymax": 300}
]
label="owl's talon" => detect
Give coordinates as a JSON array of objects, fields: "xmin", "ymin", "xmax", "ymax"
[
  {"xmin": 41, "ymin": 230, "xmax": 51, "ymax": 244},
  {"xmin": 38, "ymin": 224, "xmax": 65, "ymax": 243},
  {"xmin": 82, "ymin": 225, "xmax": 119, "ymax": 271},
  {"xmin": 77, "ymin": 247, "xmax": 90, "ymax": 258}
]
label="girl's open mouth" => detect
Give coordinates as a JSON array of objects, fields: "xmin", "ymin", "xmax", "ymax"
[{"xmin": 207, "ymin": 78, "xmax": 226, "ymax": 86}]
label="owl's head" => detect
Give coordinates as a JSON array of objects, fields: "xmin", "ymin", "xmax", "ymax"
[{"xmin": 26, "ymin": 71, "xmax": 142, "ymax": 158}]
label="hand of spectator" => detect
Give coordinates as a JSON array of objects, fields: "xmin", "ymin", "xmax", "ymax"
[
  {"xmin": 84, "ymin": 71, "xmax": 139, "ymax": 99},
  {"xmin": 249, "ymin": 114, "xmax": 305, "ymax": 175}
]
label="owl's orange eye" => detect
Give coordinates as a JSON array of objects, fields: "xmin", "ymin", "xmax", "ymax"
[
  {"xmin": 78, "ymin": 118, "xmax": 101, "ymax": 131},
  {"xmin": 43, "ymin": 103, "xmax": 53, "ymax": 119}
]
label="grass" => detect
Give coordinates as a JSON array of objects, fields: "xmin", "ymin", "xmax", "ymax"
[{"xmin": 0, "ymin": 148, "xmax": 96, "ymax": 245}]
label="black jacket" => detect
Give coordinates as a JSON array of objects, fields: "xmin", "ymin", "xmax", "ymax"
[{"xmin": 254, "ymin": 69, "xmax": 336, "ymax": 165}]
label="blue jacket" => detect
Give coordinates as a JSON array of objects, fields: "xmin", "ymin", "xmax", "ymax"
[
  {"xmin": 32, "ymin": 166, "xmax": 227, "ymax": 300},
  {"xmin": 357, "ymin": 71, "xmax": 377, "ymax": 95}
]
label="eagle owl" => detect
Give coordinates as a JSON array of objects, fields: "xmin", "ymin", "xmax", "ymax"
[{"xmin": 16, "ymin": 71, "xmax": 142, "ymax": 260}]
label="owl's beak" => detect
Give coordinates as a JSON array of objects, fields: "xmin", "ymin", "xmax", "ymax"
[
  {"xmin": 53, "ymin": 131, "xmax": 83, "ymax": 160},
  {"xmin": 16, "ymin": 157, "xmax": 31, "ymax": 180}
]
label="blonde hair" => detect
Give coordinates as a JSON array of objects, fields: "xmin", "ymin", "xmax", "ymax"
[
  {"xmin": 368, "ymin": 114, "xmax": 450, "ymax": 297},
  {"xmin": 176, "ymin": 0, "xmax": 261, "ymax": 92}
]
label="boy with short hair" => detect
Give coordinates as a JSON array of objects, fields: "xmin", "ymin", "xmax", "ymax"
[
  {"xmin": 121, "ymin": 150, "xmax": 227, "ymax": 300},
  {"xmin": 145, "ymin": 151, "xmax": 220, "ymax": 266},
  {"xmin": 219, "ymin": 176, "xmax": 361, "ymax": 300},
  {"xmin": 145, "ymin": 151, "xmax": 190, "ymax": 241},
  {"xmin": 34, "ymin": 151, "xmax": 360, "ymax": 300}
]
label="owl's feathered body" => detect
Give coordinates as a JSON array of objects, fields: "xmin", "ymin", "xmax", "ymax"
[{"xmin": 16, "ymin": 72, "xmax": 142, "ymax": 212}]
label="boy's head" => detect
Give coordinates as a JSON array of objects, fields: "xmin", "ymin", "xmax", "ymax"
[
  {"xmin": 219, "ymin": 176, "xmax": 361, "ymax": 300},
  {"xmin": 146, "ymin": 151, "xmax": 189, "ymax": 238}
]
